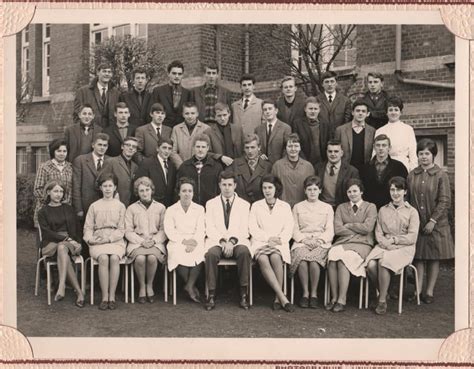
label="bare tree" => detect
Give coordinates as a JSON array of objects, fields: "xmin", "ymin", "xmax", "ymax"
[{"xmin": 16, "ymin": 74, "xmax": 34, "ymax": 123}]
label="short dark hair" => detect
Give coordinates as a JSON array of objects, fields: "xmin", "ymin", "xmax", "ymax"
[
  {"xmin": 132, "ymin": 67, "xmax": 148, "ymax": 79},
  {"xmin": 157, "ymin": 137, "xmax": 174, "ymax": 148},
  {"xmin": 303, "ymin": 175, "xmax": 322, "ymax": 191},
  {"xmin": 388, "ymin": 176, "xmax": 407, "ymax": 190},
  {"xmin": 150, "ymin": 103, "xmax": 165, "ymax": 114},
  {"xmin": 240, "ymin": 74, "xmax": 256, "ymax": 85},
  {"xmin": 304, "ymin": 96, "xmax": 322, "ymax": 108},
  {"xmin": 192, "ymin": 133, "xmax": 210, "ymax": 147},
  {"xmin": 374, "ymin": 134, "xmax": 391, "ymax": 146},
  {"xmin": 244, "ymin": 133, "xmax": 260, "ymax": 145},
  {"xmin": 182, "ymin": 101, "xmax": 198, "ymax": 110},
  {"xmin": 204, "ymin": 63, "xmax": 219, "ymax": 73},
  {"xmin": 367, "ymin": 72, "xmax": 384, "ymax": 82},
  {"xmin": 214, "ymin": 102, "xmax": 230, "ymax": 113},
  {"xmin": 261, "ymin": 174, "xmax": 283, "ymax": 199},
  {"xmin": 326, "ymin": 139, "xmax": 342, "ymax": 148},
  {"xmin": 321, "ymin": 71, "xmax": 338, "ymax": 82},
  {"xmin": 387, "ymin": 96, "xmax": 404, "ymax": 111},
  {"xmin": 115, "ymin": 102, "xmax": 129, "ymax": 112},
  {"xmin": 48, "ymin": 138, "xmax": 68, "ymax": 159},
  {"xmin": 176, "ymin": 176, "xmax": 195, "ymax": 195},
  {"xmin": 286, "ymin": 133, "xmax": 300, "ymax": 145},
  {"xmin": 417, "ymin": 138, "xmax": 438, "ymax": 158},
  {"xmin": 78, "ymin": 104, "xmax": 94, "ymax": 114},
  {"xmin": 346, "ymin": 178, "xmax": 365, "ymax": 193},
  {"xmin": 93, "ymin": 132, "xmax": 110, "ymax": 144},
  {"xmin": 352, "ymin": 99, "xmax": 370, "ymax": 111},
  {"xmin": 123, "ymin": 136, "xmax": 139, "ymax": 145},
  {"xmin": 97, "ymin": 172, "xmax": 118, "ymax": 187},
  {"xmin": 96, "ymin": 62, "xmax": 112, "ymax": 72},
  {"xmin": 167, "ymin": 60, "xmax": 184, "ymax": 73},
  {"xmin": 219, "ymin": 170, "xmax": 237, "ymax": 183},
  {"xmin": 261, "ymin": 99, "xmax": 277, "ymax": 108}
]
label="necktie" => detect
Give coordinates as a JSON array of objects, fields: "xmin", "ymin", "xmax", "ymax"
[
  {"xmin": 138, "ymin": 92, "xmax": 143, "ymax": 107},
  {"xmin": 195, "ymin": 160, "xmax": 203, "ymax": 174},
  {"xmin": 328, "ymin": 94, "xmax": 333, "ymax": 104},
  {"xmin": 156, "ymin": 127, "xmax": 161, "ymax": 140},
  {"xmin": 225, "ymin": 199, "xmax": 231, "ymax": 229},
  {"xmin": 84, "ymin": 127, "xmax": 89, "ymax": 136},
  {"xmin": 101, "ymin": 88, "xmax": 107, "ymax": 104},
  {"xmin": 163, "ymin": 159, "xmax": 169, "ymax": 182},
  {"xmin": 329, "ymin": 164, "xmax": 335, "ymax": 176},
  {"xmin": 97, "ymin": 158, "xmax": 102, "ymax": 171},
  {"xmin": 352, "ymin": 204, "xmax": 358, "ymax": 214},
  {"xmin": 243, "ymin": 98, "xmax": 249, "ymax": 110},
  {"xmin": 172, "ymin": 86, "xmax": 179, "ymax": 109}
]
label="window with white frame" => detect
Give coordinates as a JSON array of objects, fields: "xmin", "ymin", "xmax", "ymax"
[
  {"xmin": 42, "ymin": 24, "xmax": 51, "ymax": 96},
  {"xmin": 34, "ymin": 147, "xmax": 50, "ymax": 172},
  {"xmin": 20, "ymin": 28, "xmax": 30, "ymax": 100},
  {"xmin": 16, "ymin": 147, "xmax": 28, "ymax": 175},
  {"xmin": 90, "ymin": 24, "xmax": 147, "ymax": 45}
]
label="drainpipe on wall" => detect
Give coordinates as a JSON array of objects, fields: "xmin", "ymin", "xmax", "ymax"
[
  {"xmin": 244, "ymin": 24, "xmax": 250, "ymax": 74},
  {"xmin": 394, "ymin": 25, "xmax": 455, "ymax": 89}
]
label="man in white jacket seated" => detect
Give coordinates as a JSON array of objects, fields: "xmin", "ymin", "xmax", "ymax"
[{"xmin": 204, "ymin": 171, "xmax": 252, "ymax": 311}]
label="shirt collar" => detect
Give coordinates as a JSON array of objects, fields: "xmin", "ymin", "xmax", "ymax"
[
  {"xmin": 266, "ymin": 118, "xmax": 277, "ymax": 126},
  {"xmin": 92, "ymin": 152, "xmax": 104, "ymax": 162},
  {"xmin": 51, "ymin": 158, "xmax": 65, "ymax": 167},
  {"xmin": 326, "ymin": 161, "xmax": 341, "ymax": 170},
  {"xmin": 151, "ymin": 122, "xmax": 161, "ymax": 130},
  {"xmin": 116, "ymin": 122, "xmax": 129, "ymax": 129},
  {"xmin": 243, "ymin": 95, "xmax": 254, "ymax": 103},
  {"xmin": 325, "ymin": 91, "xmax": 336, "ymax": 100},
  {"xmin": 97, "ymin": 82, "xmax": 108, "ymax": 92},
  {"xmin": 350, "ymin": 199, "xmax": 363, "ymax": 208},
  {"xmin": 221, "ymin": 194, "xmax": 235, "ymax": 204},
  {"xmin": 352, "ymin": 121, "xmax": 365, "ymax": 129},
  {"xmin": 389, "ymin": 201, "xmax": 410, "ymax": 210},
  {"xmin": 413, "ymin": 164, "xmax": 441, "ymax": 175}
]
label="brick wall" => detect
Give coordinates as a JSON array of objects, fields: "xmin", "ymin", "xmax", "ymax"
[
  {"xmin": 401, "ymin": 25, "xmax": 454, "ymax": 59},
  {"xmin": 218, "ymin": 25, "xmax": 244, "ymax": 82}
]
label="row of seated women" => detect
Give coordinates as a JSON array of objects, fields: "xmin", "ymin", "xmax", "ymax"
[{"xmin": 37, "ymin": 139, "xmax": 453, "ymax": 313}]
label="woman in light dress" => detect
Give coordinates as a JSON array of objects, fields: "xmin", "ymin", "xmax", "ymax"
[
  {"xmin": 83, "ymin": 173, "xmax": 126, "ymax": 310},
  {"xmin": 291, "ymin": 175, "xmax": 334, "ymax": 309},
  {"xmin": 163, "ymin": 177, "xmax": 205, "ymax": 303},
  {"xmin": 249, "ymin": 174, "xmax": 295, "ymax": 312},
  {"xmin": 125, "ymin": 177, "xmax": 167, "ymax": 304},
  {"xmin": 365, "ymin": 176, "xmax": 420, "ymax": 314}
]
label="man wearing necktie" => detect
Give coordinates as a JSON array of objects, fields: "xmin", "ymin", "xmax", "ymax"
[
  {"xmin": 231, "ymin": 74, "xmax": 263, "ymax": 137},
  {"xmin": 361, "ymin": 72, "xmax": 390, "ymax": 130},
  {"xmin": 103, "ymin": 102, "xmax": 138, "ymax": 157},
  {"xmin": 203, "ymin": 171, "xmax": 252, "ymax": 311},
  {"xmin": 119, "ymin": 68, "xmax": 153, "ymax": 127}
]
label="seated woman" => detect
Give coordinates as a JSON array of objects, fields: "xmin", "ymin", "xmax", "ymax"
[
  {"xmin": 365, "ymin": 176, "xmax": 420, "ymax": 314},
  {"xmin": 290, "ymin": 175, "xmax": 334, "ymax": 308},
  {"xmin": 326, "ymin": 178, "xmax": 377, "ymax": 312},
  {"xmin": 249, "ymin": 174, "xmax": 295, "ymax": 312},
  {"xmin": 37, "ymin": 180, "xmax": 84, "ymax": 307},
  {"xmin": 125, "ymin": 177, "xmax": 167, "ymax": 304},
  {"xmin": 83, "ymin": 172, "xmax": 126, "ymax": 311},
  {"xmin": 163, "ymin": 177, "xmax": 205, "ymax": 303}
]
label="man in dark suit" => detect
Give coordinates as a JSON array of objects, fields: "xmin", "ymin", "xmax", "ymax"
[
  {"xmin": 193, "ymin": 63, "xmax": 232, "ymax": 124},
  {"xmin": 360, "ymin": 134, "xmax": 408, "ymax": 209},
  {"xmin": 100, "ymin": 136, "xmax": 139, "ymax": 207},
  {"xmin": 74, "ymin": 62, "xmax": 120, "ymax": 128},
  {"xmin": 119, "ymin": 67, "xmax": 153, "ymax": 127},
  {"xmin": 314, "ymin": 139, "xmax": 360, "ymax": 209},
  {"xmin": 135, "ymin": 137, "xmax": 176, "ymax": 208},
  {"xmin": 64, "ymin": 104, "xmax": 102, "ymax": 163},
  {"xmin": 231, "ymin": 134, "xmax": 272, "ymax": 203},
  {"xmin": 204, "ymin": 102, "xmax": 244, "ymax": 168},
  {"xmin": 151, "ymin": 60, "xmax": 193, "ymax": 129},
  {"xmin": 317, "ymin": 71, "xmax": 352, "ymax": 137},
  {"xmin": 254, "ymin": 100, "xmax": 291, "ymax": 164},
  {"xmin": 276, "ymin": 76, "xmax": 306, "ymax": 130},
  {"xmin": 103, "ymin": 102, "xmax": 138, "ymax": 157},
  {"xmin": 335, "ymin": 100, "xmax": 376, "ymax": 173},
  {"xmin": 361, "ymin": 72, "xmax": 390, "ymax": 130},
  {"xmin": 72, "ymin": 133, "xmax": 110, "ymax": 219}
]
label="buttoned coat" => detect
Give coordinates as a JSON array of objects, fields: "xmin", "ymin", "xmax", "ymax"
[
  {"xmin": 135, "ymin": 123, "xmax": 172, "ymax": 162},
  {"xmin": 119, "ymin": 89, "xmax": 153, "ymax": 127},
  {"xmin": 231, "ymin": 157, "xmax": 272, "ymax": 203},
  {"xmin": 361, "ymin": 90, "xmax": 390, "ymax": 130},
  {"xmin": 103, "ymin": 123, "xmax": 138, "ymax": 157},
  {"xmin": 171, "ymin": 121, "xmax": 210, "ymax": 167},
  {"xmin": 100, "ymin": 155, "xmax": 138, "ymax": 207},
  {"xmin": 314, "ymin": 161, "xmax": 360, "ymax": 206},
  {"xmin": 276, "ymin": 94, "xmax": 307, "ymax": 130},
  {"xmin": 317, "ymin": 92, "xmax": 352, "ymax": 137},
  {"xmin": 193, "ymin": 84, "xmax": 233, "ymax": 123},
  {"xmin": 292, "ymin": 117, "xmax": 330, "ymax": 165},
  {"xmin": 335, "ymin": 122, "xmax": 376, "ymax": 166},
  {"xmin": 205, "ymin": 194, "xmax": 251, "ymax": 250},
  {"xmin": 151, "ymin": 84, "xmax": 194, "ymax": 128},
  {"xmin": 74, "ymin": 78, "xmax": 120, "ymax": 128},
  {"xmin": 255, "ymin": 119, "xmax": 291, "ymax": 164},
  {"xmin": 232, "ymin": 96, "xmax": 263, "ymax": 137},
  {"xmin": 204, "ymin": 123, "xmax": 244, "ymax": 159},
  {"xmin": 64, "ymin": 124, "xmax": 103, "ymax": 163}
]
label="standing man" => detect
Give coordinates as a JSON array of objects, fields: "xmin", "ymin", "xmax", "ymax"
[
  {"xmin": 255, "ymin": 100, "xmax": 291, "ymax": 164},
  {"xmin": 151, "ymin": 60, "xmax": 193, "ymax": 129},
  {"xmin": 177, "ymin": 134, "xmax": 223, "ymax": 206},
  {"xmin": 103, "ymin": 102, "xmax": 138, "ymax": 157},
  {"xmin": 276, "ymin": 76, "xmax": 306, "ymax": 130},
  {"xmin": 232, "ymin": 74, "xmax": 263, "ymax": 137},
  {"xmin": 135, "ymin": 137, "xmax": 177, "ymax": 208},
  {"xmin": 314, "ymin": 139, "xmax": 360, "ymax": 209},
  {"xmin": 360, "ymin": 134, "xmax": 408, "ymax": 209},
  {"xmin": 100, "ymin": 136, "xmax": 139, "ymax": 207},
  {"xmin": 119, "ymin": 67, "xmax": 153, "ymax": 127},
  {"xmin": 361, "ymin": 72, "xmax": 390, "ymax": 130},
  {"xmin": 74, "ymin": 62, "xmax": 120, "ymax": 128},
  {"xmin": 231, "ymin": 134, "xmax": 272, "ymax": 204},
  {"xmin": 204, "ymin": 171, "xmax": 252, "ymax": 311},
  {"xmin": 193, "ymin": 63, "xmax": 232, "ymax": 124},
  {"xmin": 335, "ymin": 100, "xmax": 376, "ymax": 173},
  {"xmin": 317, "ymin": 71, "xmax": 352, "ymax": 137}
]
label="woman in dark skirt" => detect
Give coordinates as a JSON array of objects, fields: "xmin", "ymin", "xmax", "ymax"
[{"xmin": 407, "ymin": 138, "xmax": 454, "ymax": 304}]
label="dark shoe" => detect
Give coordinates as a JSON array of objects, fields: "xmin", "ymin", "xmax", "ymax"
[
  {"xmin": 99, "ymin": 301, "xmax": 108, "ymax": 311},
  {"xmin": 75, "ymin": 299, "xmax": 85, "ymax": 308},
  {"xmin": 147, "ymin": 295, "xmax": 155, "ymax": 304},
  {"xmin": 54, "ymin": 293, "xmax": 64, "ymax": 302},
  {"xmin": 375, "ymin": 301, "xmax": 387, "ymax": 315},
  {"xmin": 187, "ymin": 290, "xmax": 201, "ymax": 303},
  {"xmin": 421, "ymin": 294, "xmax": 434, "ymax": 304},
  {"xmin": 309, "ymin": 297, "xmax": 319, "ymax": 309},
  {"xmin": 325, "ymin": 301, "xmax": 336, "ymax": 311},
  {"xmin": 283, "ymin": 303, "xmax": 296, "ymax": 313},
  {"xmin": 239, "ymin": 294, "xmax": 249, "ymax": 310},
  {"xmin": 407, "ymin": 293, "xmax": 420, "ymax": 303},
  {"xmin": 205, "ymin": 296, "xmax": 216, "ymax": 311},
  {"xmin": 299, "ymin": 297, "xmax": 309, "ymax": 308},
  {"xmin": 272, "ymin": 301, "xmax": 282, "ymax": 311},
  {"xmin": 108, "ymin": 301, "xmax": 117, "ymax": 310},
  {"xmin": 332, "ymin": 302, "xmax": 346, "ymax": 313},
  {"xmin": 137, "ymin": 296, "xmax": 146, "ymax": 304}
]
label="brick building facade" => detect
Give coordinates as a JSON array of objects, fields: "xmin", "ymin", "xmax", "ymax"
[{"xmin": 16, "ymin": 23, "xmax": 455, "ymax": 184}]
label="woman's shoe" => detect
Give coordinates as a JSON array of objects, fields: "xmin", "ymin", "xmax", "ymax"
[
  {"xmin": 375, "ymin": 301, "xmax": 387, "ymax": 315},
  {"xmin": 147, "ymin": 295, "xmax": 155, "ymax": 304},
  {"xmin": 99, "ymin": 301, "xmax": 108, "ymax": 310},
  {"xmin": 75, "ymin": 299, "xmax": 85, "ymax": 308},
  {"xmin": 283, "ymin": 303, "xmax": 296, "ymax": 313},
  {"xmin": 108, "ymin": 301, "xmax": 117, "ymax": 310},
  {"xmin": 309, "ymin": 297, "xmax": 319, "ymax": 309},
  {"xmin": 54, "ymin": 293, "xmax": 64, "ymax": 302},
  {"xmin": 407, "ymin": 293, "xmax": 420, "ymax": 303},
  {"xmin": 137, "ymin": 296, "xmax": 146, "ymax": 304},
  {"xmin": 325, "ymin": 301, "xmax": 336, "ymax": 311},
  {"xmin": 421, "ymin": 294, "xmax": 434, "ymax": 304},
  {"xmin": 332, "ymin": 302, "xmax": 346, "ymax": 313},
  {"xmin": 299, "ymin": 297, "xmax": 309, "ymax": 308},
  {"xmin": 272, "ymin": 301, "xmax": 282, "ymax": 310}
]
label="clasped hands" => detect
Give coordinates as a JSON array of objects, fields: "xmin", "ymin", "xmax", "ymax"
[
  {"xmin": 183, "ymin": 238, "xmax": 198, "ymax": 253},
  {"xmin": 302, "ymin": 236, "xmax": 323, "ymax": 249}
]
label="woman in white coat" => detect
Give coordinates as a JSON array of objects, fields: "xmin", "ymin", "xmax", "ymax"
[
  {"xmin": 164, "ymin": 177, "xmax": 205, "ymax": 302},
  {"xmin": 249, "ymin": 174, "xmax": 295, "ymax": 312}
]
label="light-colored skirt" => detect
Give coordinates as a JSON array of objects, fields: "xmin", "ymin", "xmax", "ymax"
[
  {"xmin": 254, "ymin": 245, "xmax": 283, "ymax": 261},
  {"xmin": 42, "ymin": 240, "xmax": 82, "ymax": 258},
  {"xmin": 364, "ymin": 245, "xmax": 415, "ymax": 275},
  {"xmin": 290, "ymin": 243, "xmax": 328, "ymax": 275},
  {"xmin": 327, "ymin": 245, "xmax": 366, "ymax": 277},
  {"xmin": 167, "ymin": 241, "xmax": 205, "ymax": 271},
  {"xmin": 90, "ymin": 241, "xmax": 126, "ymax": 259},
  {"xmin": 127, "ymin": 245, "xmax": 166, "ymax": 264}
]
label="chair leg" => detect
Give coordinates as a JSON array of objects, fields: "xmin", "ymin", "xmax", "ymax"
[
  {"xmin": 249, "ymin": 262, "xmax": 253, "ymax": 306},
  {"xmin": 90, "ymin": 261, "xmax": 95, "ymax": 305},
  {"xmin": 173, "ymin": 269, "xmax": 177, "ymax": 305},
  {"xmin": 283, "ymin": 264, "xmax": 287, "ymax": 296},
  {"xmin": 409, "ymin": 265, "xmax": 421, "ymax": 305},
  {"xmin": 130, "ymin": 263, "xmax": 135, "ymax": 304},
  {"xmin": 398, "ymin": 269, "xmax": 404, "ymax": 314},
  {"xmin": 359, "ymin": 277, "xmax": 364, "ymax": 309},
  {"xmin": 125, "ymin": 263, "xmax": 129, "ymax": 303},
  {"xmin": 80, "ymin": 258, "xmax": 85, "ymax": 295},
  {"xmin": 290, "ymin": 276, "xmax": 294, "ymax": 304},
  {"xmin": 324, "ymin": 271, "xmax": 329, "ymax": 306},
  {"xmin": 35, "ymin": 259, "xmax": 42, "ymax": 296},
  {"xmin": 205, "ymin": 275, "xmax": 209, "ymax": 299},
  {"xmin": 164, "ymin": 265, "xmax": 168, "ymax": 303},
  {"xmin": 46, "ymin": 262, "xmax": 52, "ymax": 306},
  {"xmin": 365, "ymin": 277, "xmax": 369, "ymax": 309}
]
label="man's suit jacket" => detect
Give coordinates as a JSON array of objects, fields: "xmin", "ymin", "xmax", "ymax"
[
  {"xmin": 232, "ymin": 96, "xmax": 263, "ymax": 137},
  {"xmin": 171, "ymin": 121, "xmax": 210, "ymax": 167},
  {"xmin": 292, "ymin": 117, "xmax": 330, "ymax": 165},
  {"xmin": 135, "ymin": 155, "xmax": 177, "ymax": 208},
  {"xmin": 314, "ymin": 161, "xmax": 360, "ymax": 206},
  {"xmin": 231, "ymin": 157, "xmax": 272, "ymax": 203},
  {"xmin": 151, "ymin": 84, "xmax": 193, "ymax": 128},
  {"xmin": 119, "ymin": 89, "xmax": 153, "ymax": 127},
  {"xmin": 74, "ymin": 78, "xmax": 120, "ymax": 128},
  {"xmin": 335, "ymin": 122, "xmax": 376, "ymax": 166},
  {"xmin": 205, "ymin": 194, "xmax": 251, "ymax": 250},
  {"xmin": 317, "ymin": 92, "xmax": 352, "ymax": 137},
  {"xmin": 276, "ymin": 94, "xmax": 307, "ymax": 130},
  {"xmin": 135, "ymin": 123, "xmax": 172, "ymax": 162},
  {"xmin": 64, "ymin": 124, "xmax": 103, "ymax": 163},
  {"xmin": 204, "ymin": 123, "xmax": 244, "ymax": 159},
  {"xmin": 103, "ymin": 124, "xmax": 138, "ymax": 157},
  {"xmin": 72, "ymin": 152, "xmax": 110, "ymax": 215},
  {"xmin": 193, "ymin": 84, "xmax": 233, "ymax": 123},
  {"xmin": 254, "ymin": 119, "xmax": 291, "ymax": 164},
  {"xmin": 361, "ymin": 90, "xmax": 390, "ymax": 130},
  {"xmin": 100, "ymin": 155, "xmax": 138, "ymax": 207}
]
